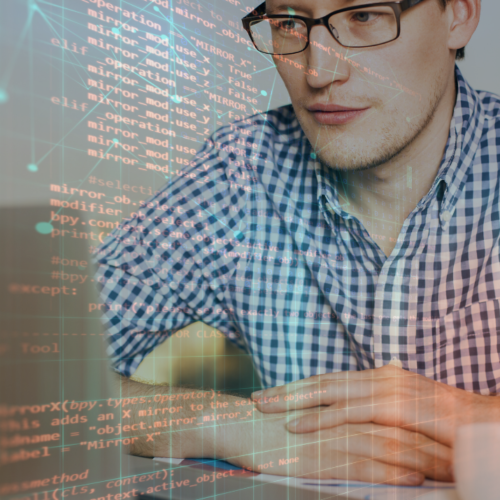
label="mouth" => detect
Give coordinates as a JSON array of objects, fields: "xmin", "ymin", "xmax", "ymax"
[{"xmin": 307, "ymin": 104, "xmax": 370, "ymax": 125}]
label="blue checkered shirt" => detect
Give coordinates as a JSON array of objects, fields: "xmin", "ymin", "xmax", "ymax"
[{"xmin": 95, "ymin": 67, "xmax": 500, "ymax": 394}]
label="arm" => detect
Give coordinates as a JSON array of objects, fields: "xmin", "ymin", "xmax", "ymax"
[
  {"xmin": 116, "ymin": 373, "xmax": 246, "ymax": 459},
  {"xmin": 96, "ymin": 150, "xmax": 451, "ymax": 483},
  {"xmin": 252, "ymin": 364, "xmax": 500, "ymax": 448},
  {"xmin": 116, "ymin": 373, "xmax": 453, "ymax": 484}
]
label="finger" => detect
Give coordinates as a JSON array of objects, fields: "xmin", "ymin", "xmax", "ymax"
[
  {"xmin": 250, "ymin": 368, "xmax": 382, "ymax": 403},
  {"xmin": 368, "ymin": 425, "xmax": 453, "ymax": 465},
  {"xmin": 338, "ymin": 436, "xmax": 450, "ymax": 479},
  {"xmin": 330, "ymin": 396, "xmax": 451, "ymax": 445},
  {"xmin": 255, "ymin": 378, "xmax": 384, "ymax": 413},
  {"xmin": 286, "ymin": 403, "xmax": 345, "ymax": 432},
  {"xmin": 318, "ymin": 424, "xmax": 452, "ymax": 466},
  {"xmin": 254, "ymin": 384, "xmax": 330, "ymax": 413},
  {"xmin": 285, "ymin": 396, "xmax": 419, "ymax": 433},
  {"xmin": 253, "ymin": 365, "xmax": 410, "ymax": 401},
  {"xmin": 324, "ymin": 429, "xmax": 453, "ymax": 482},
  {"xmin": 253, "ymin": 365, "xmax": 415, "ymax": 413},
  {"xmin": 251, "ymin": 377, "xmax": 326, "ymax": 410},
  {"xmin": 323, "ymin": 453, "xmax": 425, "ymax": 486},
  {"xmin": 287, "ymin": 396, "xmax": 452, "ymax": 448}
]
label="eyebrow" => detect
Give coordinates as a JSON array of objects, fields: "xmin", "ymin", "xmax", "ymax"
[{"xmin": 266, "ymin": 0, "xmax": 369, "ymax": 14}]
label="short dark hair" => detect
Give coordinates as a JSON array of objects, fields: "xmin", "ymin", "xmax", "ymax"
[{"xmin": 439, "ymin": 0, "xmax": 465, "ymax": 59}]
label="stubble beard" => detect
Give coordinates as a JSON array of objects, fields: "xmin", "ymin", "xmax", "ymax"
[{"xmin": 294, "ymin": 83, "xmax": 444, "ymax": 174}]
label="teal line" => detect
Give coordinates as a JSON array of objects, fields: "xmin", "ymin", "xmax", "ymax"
[{"xmin": 0, "ymin": 2, "xmax": 35, "ymax": 87}]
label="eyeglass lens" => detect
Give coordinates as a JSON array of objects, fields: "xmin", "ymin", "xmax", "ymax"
[{"xmin": 249, "ymin": 5, "xmax": 398, "ymax": 54}]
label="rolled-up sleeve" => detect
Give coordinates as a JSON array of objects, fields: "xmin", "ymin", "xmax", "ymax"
[
  {"xmin": 93, "ymin": 232, "xmax": 206, "ymax": 376},
  {"xmin": 93, "ymin": 132, "xmax": 248, "ymax": 376}
]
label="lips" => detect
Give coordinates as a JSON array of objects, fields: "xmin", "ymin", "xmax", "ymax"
[{"xmin": 307, "ymin": 103, "xmax": 369, "ymax": 125}]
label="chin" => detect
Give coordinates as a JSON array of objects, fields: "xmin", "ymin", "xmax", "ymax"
[
  {"xmin": 294, "ymin": 96, "xmax": 438, "ymax": 172},
  {"xmin": 301, "ymin": 113, "xmax": 425, "ymax": 172},
  {"xmin": 306, "ymin": 131, "xmax": 392, "ymax": 172}
]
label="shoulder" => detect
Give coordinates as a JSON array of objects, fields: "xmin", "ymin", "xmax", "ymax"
[
  {"xmin": 174, "ymin": 104, "xmax": 303, "ymax": 186},
  {"xmin": 93, "ymin": 106, "xmax": 303, "ymax": 264},
  {"xmin": 465, "ymin": 90, "xmax": 500, "ymax": 195},
  {"xmin": 477, "ymin": 89, "xmax": 500, "ymax": 126}
]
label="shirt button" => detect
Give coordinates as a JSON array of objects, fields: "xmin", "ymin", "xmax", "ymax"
[{"xmin": 442, "ymin": 211, "xmax": 452, "ymax": 222}]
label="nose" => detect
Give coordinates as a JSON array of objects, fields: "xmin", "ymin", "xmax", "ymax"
[{"xmin": 306, "ymin": 24, "xmax": 351, "ymax": 89}]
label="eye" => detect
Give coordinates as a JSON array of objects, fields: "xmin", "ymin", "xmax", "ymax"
[
  {"xmin": 352, "ymin": 11, "xmax": 378, "ymax": 23},
  {"xmin": 277, "ymin": 19, "xmax": 297, "ymax": 30}
]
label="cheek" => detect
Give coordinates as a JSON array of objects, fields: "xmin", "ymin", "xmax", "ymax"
[
  {"xmin": 381, "ymin": 23, "xmax": 451, "ymax": 97},
  {"xmin": 359, "ymin": 54, "xmax": 428, "ymax": 111},
  {"xmin": 275, "ymin": 61, "xmax": 307, "ymax": 96}
]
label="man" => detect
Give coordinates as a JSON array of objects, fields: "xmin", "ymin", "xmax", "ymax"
[{"xmin": 95, "ymin": 0, "xmax": 496, "ymax": 486}]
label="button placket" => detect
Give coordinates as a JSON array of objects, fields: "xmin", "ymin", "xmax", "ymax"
[
  {"xmin": 404, "ymin": 257, "xmax": 423, "ymax": 372},
  {"xmin": 372, "ymin": 220, "xmax": 415, "ymax": 368},
  {"xmin": 373, "ymin": 271, "xmax": 387, "ymax": 368},
  {"xmin": 427, "ymin": 201, "xmax": 440, "ymax": 256},
  {"xmin": 405, "ymin": 207, "xmax": 437, "ymax": 372}
]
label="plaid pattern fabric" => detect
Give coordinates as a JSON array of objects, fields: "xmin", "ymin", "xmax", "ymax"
[{"xmin": 95, "ymin": 66, "xmax": 500, "ymax": 394}]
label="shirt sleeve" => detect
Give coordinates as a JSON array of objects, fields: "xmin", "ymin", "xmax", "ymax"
[{"xmin": 93, "ymin": 129, "xmax": 252, "ymax": 377}]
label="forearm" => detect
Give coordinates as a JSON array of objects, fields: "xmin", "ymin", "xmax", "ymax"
[{"xmin": 116, "ymin": 374, "xmax": 251, "ymax": 459}]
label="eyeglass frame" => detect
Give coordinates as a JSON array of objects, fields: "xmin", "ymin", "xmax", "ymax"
[{"xmin": 241, "ymin": 0, "xmax": 426, "ymax": 55}]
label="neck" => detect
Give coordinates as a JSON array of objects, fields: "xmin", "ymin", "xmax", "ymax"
[{"xmin": 340, "ymin": 78, "xmax": 457, "ymax": 227}]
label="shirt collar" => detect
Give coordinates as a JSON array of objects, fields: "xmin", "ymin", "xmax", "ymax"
[
  {"xmin": 313, "ymin": 65, "xmax": 485, "ymax": 230},
  {"xmin": 432, "ymin": 65, "xmax": 485, "ymax": 229},
  {"xmin": 314, "ymin": 158, "xmax": 345, "ymax": 222}
]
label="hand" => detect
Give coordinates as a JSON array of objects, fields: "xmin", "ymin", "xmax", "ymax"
[
  {"xmin": 251, "ymin": 365, "xmax": 500, "ymax": 448},
  {"xmin": 221, "ymin": 403, "xmax": 453, "ymax": 484}
]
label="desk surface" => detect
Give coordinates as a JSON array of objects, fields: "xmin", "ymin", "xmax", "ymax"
[{"xmin": 154, "ymin": 457, "xmax": 457, "ymax": 500}]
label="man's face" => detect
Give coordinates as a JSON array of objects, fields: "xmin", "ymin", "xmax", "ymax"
[{"xmin": 270, "ymin": 0, "xmax": 455, "ymax": 171}]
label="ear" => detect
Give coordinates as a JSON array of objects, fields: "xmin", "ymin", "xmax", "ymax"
[{"xmin": 446, "ymin": 0, "xmax": 481, "ymax": 52}]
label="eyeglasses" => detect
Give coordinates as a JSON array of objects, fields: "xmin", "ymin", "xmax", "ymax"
[{"xmin": 242, "ymin": 0, "xmax": 426, "ymax": 55}]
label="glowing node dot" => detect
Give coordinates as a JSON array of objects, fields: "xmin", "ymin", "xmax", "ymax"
[
  {"xmin": 154, "ymin": 6, "xmax": 159, "ymax": 11},
  {"xmin": 233, "ymin": 230, "xmax": 243, "ymax": 240},
  {"xmin": 287, "ymin": 7, "xmax": 295, "ymax": 15},
  {"xmin": 171, "ymin": 95, "xmax": 182, "ymax": 103},
  {"xmin": 112, "ymin": 28, "xmax": 120, "ymax": 34},
  {"xmin": 406, "ymin": 117, "xmax": 411, "ymax": 123},
  {"xmin": 27, "ymin": 164, "xmax": 38, "ymax": 172},
  {"xmin": 35, "ymin": 222, "xmax": 53, "ymax": 235},
  {"xmin": 310, "ymin": 152, "xmax": 317, "ymax": 159},
  {"xmin": 260, "ymin": 90, "xmax": 267, "ymax": 96},
  {"xmin": 161, "ymin": 35, "xmax": 167, "ymax": 40},
  {"xmin": 0, "ymin": 90, "xmax": 8, "ymax": 103},
  {"xmin": 247, "ymin": 46, "xmax": 251, "ymax": 50},
  {"xmin": 113, "ymin": 138, "xmax": 119, "ymax": 143}
]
